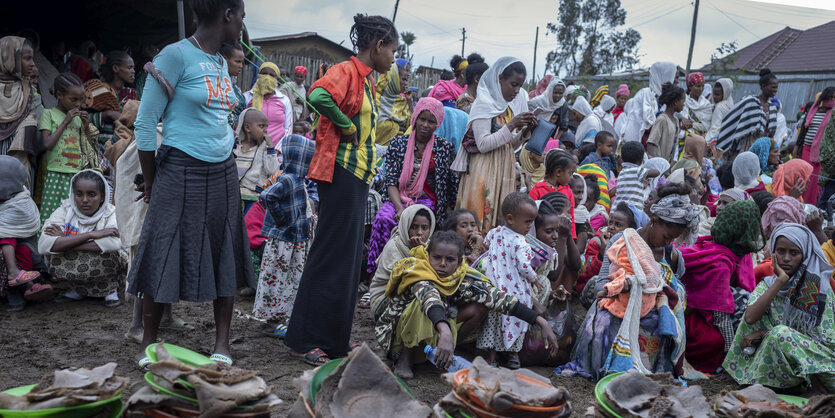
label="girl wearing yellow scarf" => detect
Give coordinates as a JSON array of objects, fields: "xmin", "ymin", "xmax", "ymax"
[
  {"xmin": 375, "ymin": 231, "xmax": 558, "ymax": 378},
  {"xmin": 251, "ymin": 62, "xmax": 280, "ymax": 111}
]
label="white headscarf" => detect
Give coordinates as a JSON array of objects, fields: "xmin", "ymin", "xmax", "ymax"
[
  {"xmin": 467, "ymin": 56, "xmax": 529, "ymax": 126},
  {"xmin": 528, "ymin": 76, "xmax": 566, "ymax": 113},
  {"xmin": 570, "ymin": 96, "xmax": 593, "ymax": 117},
  {"xmin": 65, "ymin": 169, "xmax": 114, "ymax": 235},
  {"xmin": 597, "ymin": 95, "xmax": 617, "ymax": 112},
  {"xmin": 649, "ymin": 62, "xmax": 678, "ymax": 96},
  {"xmin": 643, "ymin": 157, "xmax": 670, "ymax": 189},
  {"xmin": 732, "ymin": 151, "xmax": 761, "ymax": 190},
  {"xmin": 573, "ymin": 173, "xmax": 591, "ymax": 224}
]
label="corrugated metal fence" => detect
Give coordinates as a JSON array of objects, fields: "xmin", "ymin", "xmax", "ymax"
[{"xmin": 563, "ymin": 72, "xmax": 835, "ymax": 123}]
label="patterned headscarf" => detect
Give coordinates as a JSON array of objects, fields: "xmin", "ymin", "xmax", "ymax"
[
  {"xmin": 761, "ymin": 196, "xmax": 806, "ymax": 239},
  {"xmin": 685, "ymin": 72, "xmax": 705, "ymax": 86},
  {"xmin": 719, "ymin": 187, "xmax": 750, "ymax": 203},
  {"xmin": 766, "ymin": 223, "xmax": 832, "ymax": 337},
  {"xmin": 748, "ymin": 136, "xmax": 776, "ymax": 174},
  {"xmin": 590, "ymin": 85, "xmax": 609, "ymax": 107},
  {"xmin": 711, "ymin": 200, "xmax": 765, "ymax": 257},
  {"xmin": 650, "ymin": 193, "xmax": 700, "ymax": 246},
  {"xmin": 294, "ymin": 66, "xmax": 307, "ymax": 75}
]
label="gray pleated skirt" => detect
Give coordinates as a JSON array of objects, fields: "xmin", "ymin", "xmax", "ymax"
[{"xmin": 127, "ymin": 145, "xmax": 255, "ymax": 303}]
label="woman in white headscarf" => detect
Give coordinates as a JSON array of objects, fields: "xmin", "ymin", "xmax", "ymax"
[
  {"xmin": 706, "ymin": 78, "xmax": 734, "ymax": 141},
  {"xmin": 594, "ymin": 95, "xmax": 617, "ymax": 126},
  {"xmin": 732, "ymin": 151, "xmax": 763, "ymax": 192},
  {"xmin": 452, "ymin": 57, "xmax": 535, "ymax": 232},
  {"xmin": 573, "ymin": 96, "xmax": 602, "ymax": 145},
  {"xmin": 620, "ymin": 62, "xmax": 678, "ymax": 143},
  {"xmin": 528, "ymin": 76, "xmax": 571, "ymax": 142}
]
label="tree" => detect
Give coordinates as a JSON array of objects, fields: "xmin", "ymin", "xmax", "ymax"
[
  {"xmin": 545, "ymin": 0, "xmax": 641, "ymax": 76},
  {"xmin": 396, "ymin": 31, "xmax": 417, "ymax": 62},
  {"xmin": 707, "ymin": 41, "xmax": 743, "ymax": 80}
]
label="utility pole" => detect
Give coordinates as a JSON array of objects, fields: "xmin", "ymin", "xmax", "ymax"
[
  {"xmin": 392, "ymin": 0, "xmax": 401, "ymax": 24},
  {"xmin": 460, "ymin": 28, "xmax": 467, "ymax": 56},
  {"xmin": 686, "ymin": 0, "xmax": 700, "ymax": 72},
  {"xmin": 430, "ymin": 56, "xmax": 434, "ymax": 68},
  {"xmin": 532, "ymin": 26, "xmax": 539, "ymax": 83}
]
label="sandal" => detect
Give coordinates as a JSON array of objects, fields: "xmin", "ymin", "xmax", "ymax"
[
  {"xmin": 104, "ymin": 298, "xmax": 121, "ymax": 308},
  {"xmin": 8, "ymin": 270, "xmax": 40, "ymax": 287},
  {"xmin": 137, "ymin": 356, "xmax": 152, "ymax": 370},
  {"xmin": 348, "ymin": 340, "xmax": 360, "ymax": 352},
  {"xmin": 210, "ymin": 353, "xmax": 234, "ymax": 366},
  {"xmin": 506, "ymin": 353, "xmax": 521, "ymax": 370},
  {"xmin": 357, "ymin": 292, "xmax": 371, "ymax": 309},
  {"xmin": 291, "ymin": 348, "xmax": 330, "ymax": 366},
  {"xmin": 259, "ymin": 323, "xmax": 288, "ymax": 338},
  {"xmin": 24, "ymin": 283, "xmax": 54, "ymax": 302}
]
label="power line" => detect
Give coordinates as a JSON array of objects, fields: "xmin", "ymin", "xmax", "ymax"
[{"xmin": 705, "ymin": 0, "xmax": 761, "ymax": 38}]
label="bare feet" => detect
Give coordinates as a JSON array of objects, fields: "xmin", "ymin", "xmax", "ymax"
[{"xmin": 394, "ymin": 353, "xmax": 414, "ymax": 379}]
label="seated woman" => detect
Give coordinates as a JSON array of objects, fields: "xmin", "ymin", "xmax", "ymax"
[
  {"xmin": 37, "ymin": 169, "xmax": 128, "ymax": 307},
  {"xmin": 748, "ymin": 136, "xmax": 780, "ymax": 180},
  {"xmin": 558, "ymin": 184, "xmax": 699, "ymax": 380},
  {"xmin": 0, "ymin": 156, "xmax": 51, "ymax": 310},
  {"xmin": 723, "ymin": 223, "xmax": 835, "ymax": 393},
  {"xmin": 366, "ymin": 98, "xmax": 458, "ymax": 276},
  {"xmin": 376, "ymin": 231, "xmax": 559, "ymax": 378},
  {"xmin": 680, "ymin": 200, "xmax": 764, "ymax": 374},
  {"xmin": 772, "ymin": 159, "xmax": 813, "ymax": 202},
  {"xmin": 733, "ymin": 151, "xmax": 766, "ymax": 194},
  {"xmin": 366, "ymin": 205, "xmax": 435, "ymax": 313},
  {"xmin": 578, "ymin": 203, "xmax": 645, "ymax": 296}
]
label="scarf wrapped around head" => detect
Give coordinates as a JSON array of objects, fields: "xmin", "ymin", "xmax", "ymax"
[
  {"xmin": 378, "ymin": 204, "xmax": 437, "ymax": 278},
  {"xmin": 571, "ymin": 96, "xmax": 593, "ymax": 117},
  {"xmin": 386, "ymin": 245, "xmax": 468, "ymax": 297},
  {"xmin": 685, "ymin": 72, "xmax": 704, "ymax": 87},
  {"xmin": 578, "ymin": 163, "xmax": 610, "ymax": 210},
  {"xmin": 466, "ymin": 56, "xmax": 528, "ymax": 125},
  {"xmin": 748, "ymin": 136, "xmax": 775, "ymax": 173},
  {"xmin": 528, "ymin": 76, "xmax": 566, "ymax": 114},
  {"xmin": 573, "ymin": 173, "xmax": 590, "ymax": 224},
  {"xmin": 0, "ymin": 36, "xmax": 33, "ymax": 139},
  {"xmin": 761, "ymin": 196, "xmax": 806, "ymax": 239},
  {"xmin": 649, "ymin": 62, "xmax": 678, "ymax": 96},
  {"xmin": 590, "ymin": 85, "xmax": 609, "ymax": 107},
  {"xmin": 251, "ymin": 62, "xmax": 280, "ymax": 111},
  {"xmin": 294, "ymin": 66, "xmax": 307, "ymax": 76},
  {"xmin": 719, "ymin": 187, "xmax": 750, "ymax": 203},
  {"xmin": 399, "ymin": 97, "xmax": 444, "ymax": 206},
  {"xmin": 643, "ymin": 158, "xmax": 670, "ymax": 189},
  {"xmin": 766, "ymin": 223, "xmax": 832, "ymax": 338},
  {"xmin": 650, "ymin": 193, "xmax": 700, "ymax": 246},
  {"xmin": 804, "ymin": 98, "xmax": 835, "ymax": 164},
  {"xmin": 615, "ymin": 84, "xmax": 630, "ymax": 98},
  {"xmin": 711, "ymin": 200, "xmax": 765, "ymax": 257},
  {"xmin": 0, "ymin": 156, "xmax": 40, "ymax": 238},
  {"xmin": 732, "ymin": 151, "xmax": 761, "ymax": 190},
  {"xmin": 64, "ymin": 169, "xmax": 114, "ymax": 235},
  {"xmin": 772, "ymin": 159, "xmax": 813, "ymax": 198},
  {"xmin": 519, "ymin": 148, "xmax": 545, "ymax": 183}
]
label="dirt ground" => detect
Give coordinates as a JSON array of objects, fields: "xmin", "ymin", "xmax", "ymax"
[{"xmin": 0, "ymin": 295, "xmax": 741, "ymax": 416}]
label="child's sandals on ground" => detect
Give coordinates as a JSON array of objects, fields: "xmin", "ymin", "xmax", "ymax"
[
  {"xmin": 357, "ymin": 292, "xmax": 372, "ymax": 309},
  {"xmin": 8, "ymin": 270, "xmax": 40, "ymax": 287},
  {"xmin": 260, "ymin": 323, "xmax": 288, "ymax": 338},
  {"xmin": 506, "ymin": 353, "xmax": 521, "ymax": 370},
  {"xmin": 24, "ymin": 283, "xmax": 53, "ymax": 302}
]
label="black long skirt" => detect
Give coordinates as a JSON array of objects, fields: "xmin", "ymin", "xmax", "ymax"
[
  {"xmin": 285, "ymin": 165, "xmax": 368, "ymax": 357},
  {"xmin": 127, "ymin": 146, "xmax": 255, "ymax": 303}
]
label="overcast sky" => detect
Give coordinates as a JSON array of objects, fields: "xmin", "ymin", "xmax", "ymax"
[{"xmin": 243, "ymin": 0, "xmax": 835, "ymax": 78}]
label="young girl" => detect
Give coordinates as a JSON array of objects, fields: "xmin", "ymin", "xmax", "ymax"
[
  {"xmin": 584, "ymin": 175, "xmax": 607, "ymax": 233},
  {"xmin": 376, "ymin": 231, "xmax": 559, "ymax": 378},
  {"xmin": 578, "ymin": 203, "xmax": 640, "ymax": 296},
  {"xmin": 234, "ymin": 108, "xmax": 280, "ymax": 213},
  {"xmin": 529, "ymin": 149, "xmax": 578, "ymax": 239},
  {"xmin": 38, "ymin": 73, "xmax": 99, "ymax": 225},
  {"xmin": 541, "ymin": 191, "xmax": 583, "ymax": 297},
  {"xmin": 477, "ymin": 192, "xmax": 539, "ymax": 368},
  {"xmin": 253, "ymin": 135, "xmax": 316, "ymax": 337},
  {"xmin": 219, "ymin": 43, "xmax": 246, "ymax": 130},
  {"xmin": 526, "ymin": 201, "xmax": 571, "ymax": 313},
  {"xmin": 38, "ymin": 169, "xmax": 127, "ymax": 307},
  {"xmin": 440, "ymin": 208, "xmax": 485, "ymax": 265},
  {"xmin": 87, "ymin": 50, "xmax": 137, "ymax": 156},
  {"xmin": 647, "ymin": 82, "xmax": 685, "ymax": 163}
]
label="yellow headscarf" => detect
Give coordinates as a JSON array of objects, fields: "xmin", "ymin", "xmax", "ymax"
[
  {"xmin": 385, "ymin": 246, "xmax": 469, "ymax": 298},
  {"xmin": 519, "ymin": 148, "xmax": 545, "ymax": 183},
  {"xmin": 251, "ymin": 62, "xmax": 280, "ymax": 111}
]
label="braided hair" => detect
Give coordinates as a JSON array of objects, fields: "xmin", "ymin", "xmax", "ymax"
[
  {"xmin": 99, "ymin": 50, "xmax": 132, "ymax": 82},
  {"xmin": 50, "ymin": 72, "xmax": 83, "ymax": 96},
  {"xmin": 350, "ymin": 14, "xmax": 397, "ymax": 52}
]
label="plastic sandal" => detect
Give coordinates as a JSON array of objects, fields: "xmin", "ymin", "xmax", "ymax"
[
  {"xmin": 357, "ymin": 292, "xmax": 371, "ymax": 309},
  {"xmin": 137, "ymin": 356, "xmax": 152, "ymax": 370},
  {"xmin": 23, "ymin": 283, "xmax": 54, "ymax": 302},
  {"xmin": 292, "ymin": 348, "xmax": 330, "ymax": 367},
  {"xmin": 259, "ymin": 323, "xmax": 287, "ymax": 338},
  {"xmin": 104, "ymin": 298, "xmax": 121, "ymax": 308},
  {"xmin": 8, "ymin": 270, "xmax": 40, "ymax": 287},
  {"xmin": 348, "ymin": 340, "xmax": 360, "ymax": 352},
  {"xmin": 506, "ymin": 353, "xmax": 521, "ymax": 370},
  {"xmin": 210, "ymin": 353, "xmax": 234, "ymax": 366}
]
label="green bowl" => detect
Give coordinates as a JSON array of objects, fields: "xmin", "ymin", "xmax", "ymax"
[
  {"xmin": 307, "ymin": 358, "xmax": 415, "ymax": 406},
  {"xmin": 594, "ymin": 372, "xmax": 808, "ymax": 417},
  {"xmin": 145, "ymin": 343, "xmax": 213, "ymax": 366},
  {"xmin": 143, "ymin": 372, "xmax": 260, "ymax": 411},
  {"xmin": 0, "ymin": 385, "xmax": 122, "ymax": 418}
]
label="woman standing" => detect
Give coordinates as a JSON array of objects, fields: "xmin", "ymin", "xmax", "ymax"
[
  {"xmin": 0, "ymin": 36, "xmax": 37, "ymax": 186},
  {"xmin": 682, "ymin": 72, "xmax": 712, "ymax": 137},
  {"xmin": 245, "ymin": 62, "xmax": 294, "ymax": 150},
  {"xmin": 366, "ymin": 97, "xmax": 458, "ymax": 275},
  {"xmin": 430, "ymin": 55, "xmax": 468, "ymax": 107},
  {"xmin": 717, "ymin": 69, "xmax": 778, "ymax": 157},
  {"xmin": 451, "ymin": 57, "xmax": 536, "ymax": 232},
  {"xmin": 706, "ymin": 78, "xmax": 734, "ymax": 141},
  {"xmin": 620, "ymin": 61, "xmax": 677, "ymax": 143},
  {"xmin": 455, "ymin": 53, "xmax": 487, "ymax": 113},
  {"xmin": 797, "ymin": 87, "xmax": 834, "ymax": 206},
  {"xmin": 723, "ymin": 223, "xmax": 835, "ymax": 393},
  {"xmin": 130, "ymin": 0, "xmax": 252, "ymax": 366},
  {"xmin": 285, "ymin": 14, "xmax": 398, "ymax": 366}
]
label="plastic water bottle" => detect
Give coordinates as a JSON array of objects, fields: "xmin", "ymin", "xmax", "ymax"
[{"xmin": 424, "ymin": 345, "xmax": 472, "ymax": 372}]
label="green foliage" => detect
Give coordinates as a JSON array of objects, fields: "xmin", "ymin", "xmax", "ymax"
[
  {"xmin": 546, "ymin": 0, "xmax": 641, "ymax": 76},
  {"xmin": 707, "ymin": 41, "xmax": 745, "ymax": 82},
  {"xmin": 396, "ymin": 31, "xmax": 417, "ymax": 61}
]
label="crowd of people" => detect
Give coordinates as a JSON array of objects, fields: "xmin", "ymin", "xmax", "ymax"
[{"xmin": 2, "ymin": 0, "xmax": 835, "ymax": 395}]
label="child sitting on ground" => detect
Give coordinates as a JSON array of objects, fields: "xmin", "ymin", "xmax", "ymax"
[
  {"xmin": 376, "ymin": 231, "xmax": 559, "ymax": 378},
  {"xmin": 253, "ymin": 135, "xmax": 316, "ymax": 337},
  {"xmin": 580, "ymin": 131, "xmax": 617, "ymax": 177},
  {"xmin": 476, "ymin": 192, "xmax": 540, "ymax": 369},
  {"xmin": 440, "ymin": 208, "xmax": 485, "ymax": 265},
  {"xmin": 38, "ymin": 169, "xmax": 127, "ymax": 307},
  {"xmin": 235, "ymin": 108, "xmax": 280, "ymax": 213},
  {"xmin": 529, "ymin": 149, "xmax": 578, "ymax": 239},
  {"xmin": 541, "ymin": 191, "xmax": 583, "ymax": 296},
  {"xmin": 577, "ymin": 202, "xmax": 642, "ymax": 296},
  {"xmin": 615, "ymin": 141, "xmax": 660, "ymax": 208}
]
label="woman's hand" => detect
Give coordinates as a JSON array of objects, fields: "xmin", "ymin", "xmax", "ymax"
[
  {"xmin": 394, "ymin": 206, "xmax": 404, "ymax": 222},
  {"xmin": 340, "ymin": 131, "xmax": 358, "ymax": 147},
  {"xmin": 435, "ymin": 322, "xmax": 455, "ymax": 370},
  {"xmin": 789, "ymin": 177, "xmax": 807, "ymax": 199},
  {"xmin": 44, "ymin": 225, "xmax": 62, "ymax": 237},
  {"xmin": 680, "ymin": 118, "xmax": 693, "ymax": 130},
  {"xmin": 90, "ymin": 228, "xmax": 120, "ymax": 240},
  {"xmin": 135, "ymin": 179, "xmax": 152, "ymax": 203},
  {"xmin": 551, "ymin": 285, "xmax": 570, "ymax": 301},
  {"xmin": 508, "ymin": 112, "xmax": 537, "ymax": 132},
  {"xmin": 408, "ymin": 235, "xmax": 426, "ymax": 249},
  {"xmin": 806, "ymin": 208, "xmax": 823, "ymax": 232},
  {"xmin": 536, "ymin": 316, "xmax": 559, "ymax": 355},
  {"xmin": 740, "ymin": 330, "xmax": 768, "ymax": 349},
  {"xmin": 467, "ymin": 233, "xmax": 484, "ymax": 251},
  {"xmin": 772, "ymin": 262, "xmax": 791, "ymax": 285},
  {"xmin": 556, "ymin": 215, "xmax": 572, "ymax": 237}
]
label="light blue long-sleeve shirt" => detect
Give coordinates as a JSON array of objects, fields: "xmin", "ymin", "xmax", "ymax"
[{"xmin": 134, "ymin": 39, "xmax": 238, "ymax": 162}]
